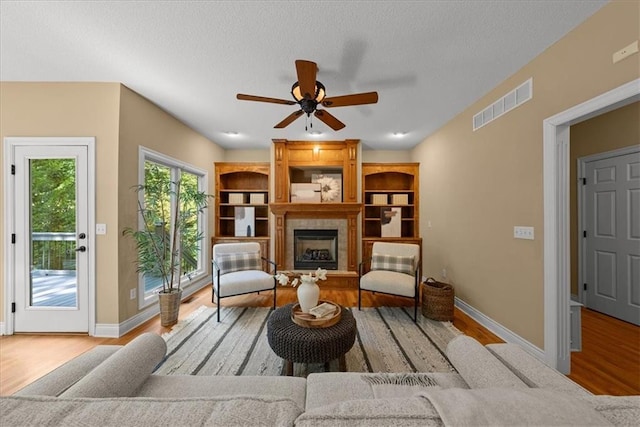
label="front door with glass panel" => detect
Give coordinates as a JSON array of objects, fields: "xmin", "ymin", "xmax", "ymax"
[{"xmin": 13, "ymin": 145, "xmax": 89, "ymax": 332}]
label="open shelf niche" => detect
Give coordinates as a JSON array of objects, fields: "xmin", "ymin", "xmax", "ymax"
[
  {"xmin": 361, "ymin": 162, "xmax": 422, "ymax": 264},
  {"xmin": 212, "ymin": 162, "xmax": 270, "ymax": 258}
]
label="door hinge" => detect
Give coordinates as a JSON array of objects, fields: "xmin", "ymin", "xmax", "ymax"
[
  {"xmin": 582, "ymin": 177, "xmax": 586, "ymax": 185},
  {"xmin": 583, "ymin": 283, "xmax": 587, "ymax": 291},
  {"xmin": 11, "ymin": 164, "xmax": 15, "ymax": 175},
  {"xmin": 11, "ymin": 233, "xmax": 16, "ymax": 244},
  {"xmin": 11, "ymin": 302, "xmax": 16, "ymax": 313},
  {"xmin": 583, "ymin": 230, "xmax": 587, "ymax": 238}
]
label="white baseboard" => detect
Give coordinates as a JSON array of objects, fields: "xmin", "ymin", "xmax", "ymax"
[
  {"xmin": 455, "ymin": 297, "xmax": 546, "ymax": 362},
  {"xmin": 93, "ymin": 279, "xmax": 210, "ymax": 338}
]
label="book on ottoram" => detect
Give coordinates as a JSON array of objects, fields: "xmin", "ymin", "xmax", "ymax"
[
  {"xmin": 381, "ymin": 207, "xmax": 402, "ymax": 237},
  {"xmin": 308, "ymin": 302, "xmax": 337, "ymax": 318}
]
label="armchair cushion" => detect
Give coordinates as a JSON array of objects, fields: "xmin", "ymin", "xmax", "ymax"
[
  {"xmin": 215, "ymin": 252, "xmax": 262, "ymax": 276},
  {"xmin": 371, "ymin": 253, "xmax": 415, "ymax": 276},
  {"xmin": 360, "ymin": 270, "xmax": 417, "ymax": 298},
  {"xmin": 214, "ymin": 270, "xmax": 275, "ymax": 297}
]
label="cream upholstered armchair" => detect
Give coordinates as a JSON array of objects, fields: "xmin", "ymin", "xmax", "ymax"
[
  {"xmin": 358, "ymin": 242, "xmax": 421, "ymax": 321},
  {"xmin": 212, "ymin": 242, "xmax": 277, "ymax": 322}
]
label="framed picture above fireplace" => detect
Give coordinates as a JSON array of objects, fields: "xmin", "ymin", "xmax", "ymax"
[{"xmin": 312, "ymin": 173, "xmax": 342, "ymax": 202}]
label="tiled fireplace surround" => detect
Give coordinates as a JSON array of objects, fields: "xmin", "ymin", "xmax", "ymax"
[{"xmin": 286, "ymin": 219, "xmax": 347, "ymax": 271}]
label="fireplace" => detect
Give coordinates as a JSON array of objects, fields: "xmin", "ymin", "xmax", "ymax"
[{"xmin": 294, "ymin": 229, "xmax": 338, "ymax": 270}]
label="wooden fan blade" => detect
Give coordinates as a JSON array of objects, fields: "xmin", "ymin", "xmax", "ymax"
[
  {"xmin": 314, "ymin": 110, "xmax": 345, "ymax": 131},
  {"xmin": 322, "ymin": 91, "xmax": 379, "ymax": 108},
  {"xmin": 295, "ymin": 60, "xmax": 317, "ymax": 99},
  {"xmin": 237, "ymin": 94, "xmax": 296, "ymax": 105},
  {"xmin": 275, "ymin": 110, "xmax": 304, "ymax": 128}
]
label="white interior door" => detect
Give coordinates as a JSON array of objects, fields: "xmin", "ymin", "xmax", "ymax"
[
  {"xmin": 13, "ymin": 145, "xmax": 90, "ymax": 332},
  {"xmin": 583, "ymin": 149, "xmax": 640, "ymax": 325}
]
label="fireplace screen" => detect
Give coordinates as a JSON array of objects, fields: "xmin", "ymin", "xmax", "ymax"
[{"xmin": 293, "ymin": 229, "xmax": 338, "ymax": 270}]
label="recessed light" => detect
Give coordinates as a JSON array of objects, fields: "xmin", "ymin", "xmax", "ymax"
[
  {"xmin": 309, "ymin": 131, "xmax": 323, "ymax": 137},
  {"xmin": 225, "ymin": 131, "xmax": 239, "ymax": 137},
  {"xmin": 392, "ymin": 132, "xmax": 407, "ymax": 138}
]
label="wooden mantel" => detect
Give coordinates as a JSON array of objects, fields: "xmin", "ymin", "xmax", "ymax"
[
  {"xmin": 269, "ymin": 202, "xmax": 363, "ymax": 216},
  {"xmin": 270, "ymin": 140, "xmax": 362, "ymax": 280},
  {"xmin": 269, "ymin": 202, "xmax": 363, "ymax": 273}
]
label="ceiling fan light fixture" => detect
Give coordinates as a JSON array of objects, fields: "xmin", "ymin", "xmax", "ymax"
[{"xmin": 291, "ymin": 81, "xmax": 326, "ymax": 103}]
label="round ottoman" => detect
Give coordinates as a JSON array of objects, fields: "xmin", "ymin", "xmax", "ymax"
[{"xmin": 267, "ymin": 303, "xmax": 357, "ymax": 375}]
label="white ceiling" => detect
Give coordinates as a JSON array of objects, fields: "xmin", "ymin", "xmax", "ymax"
[{"xmin": 0, "ymin": 1, "xmax": 607, "ymax": 151}]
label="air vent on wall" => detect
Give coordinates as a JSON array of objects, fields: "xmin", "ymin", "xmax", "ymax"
[{"xmin": 473, "ymin": 78, "xmax": 532, "ymax": 131}]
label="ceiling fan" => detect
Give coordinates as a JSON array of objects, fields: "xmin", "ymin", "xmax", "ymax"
[{"xmin": 236, "ymin": 59, "xmax": 378, "ymax": 131}]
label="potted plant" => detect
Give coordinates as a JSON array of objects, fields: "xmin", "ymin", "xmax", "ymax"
[{"xmin": 124, "ymin": 166, "xmax": 211, "ymax": 326}]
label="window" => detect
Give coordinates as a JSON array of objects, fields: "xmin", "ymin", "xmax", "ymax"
[{"xmin": 138, "ymin": 148, "xmax": 209, "ymax": 308}]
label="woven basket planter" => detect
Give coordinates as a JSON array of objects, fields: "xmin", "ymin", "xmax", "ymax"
[
  {"xmin": 421, "ymin": 278, "xmax": 454, "ymax": 321},
  {"xmin": 158, "ymin": 289, "xmax": 182, "ymax": 327}
]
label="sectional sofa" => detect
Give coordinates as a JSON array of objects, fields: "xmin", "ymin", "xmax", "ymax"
[{"xmin": 2, "ymin": 332, "xmax": 638, "ymax": 426}]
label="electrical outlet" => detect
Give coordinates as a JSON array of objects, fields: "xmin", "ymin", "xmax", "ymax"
[
  {"xmin": 613, "ymin": 40, "xmax": 638, "ymax": 64},
  {"xmin": 441, "ymin": 268, "xmax": 447, "ymax": 279},
  {"xmin": 514, "ymin": 226, "xmax": 534, "ymax": 240},
  {"xmin": 130, "ymin": 288, "xmax": 136, "ymax": 300}
]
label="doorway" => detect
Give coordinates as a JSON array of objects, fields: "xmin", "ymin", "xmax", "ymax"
[
  {"xmin": 543, "ymin": 78, "xmax": 640, "ymax": 373},
  {"xmin": 579, "ymin": 146, "xmax": 640, "ymax": 326},
  {"xmin": 4, "ymin": 137, "xmax": 96, "ymax": 334}
]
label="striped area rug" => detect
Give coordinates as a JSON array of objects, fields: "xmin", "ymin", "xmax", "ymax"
[{"xmin": 155, "ymin": 305, "xmax": 462, "ymax": 377}]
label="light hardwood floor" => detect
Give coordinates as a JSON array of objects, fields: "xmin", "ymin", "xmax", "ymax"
[{"xmin": 1, "ymin": 286, "xmax": 638, "ymax": 396}]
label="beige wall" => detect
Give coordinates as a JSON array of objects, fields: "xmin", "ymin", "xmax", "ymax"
[
  {"xmin": 118, "ymin": 86, "xmax": 225, "ymax": 322},
  {"xmin": 0, "ymin": 82, "xmax": 225, "ymax": 326},
  {"xmin": 569, "ymin": 101, "xmax": 639, "ymax": 296},
  {"xmin": 0, "ymin": 82, "xmax": 122, "ymax": 324},
  {"xmin": 361, "ymin": 150, "xmax": 413, "ymax": 163},
  {"xmin": 223, "ymin": 149, "xmax": 270, "ymax": 162},
  {"xmin": 411, "ymin": 1, "xmax": 639, "ymax": 349}
]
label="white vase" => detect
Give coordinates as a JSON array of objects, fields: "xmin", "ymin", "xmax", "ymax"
[{"xmin": 297, "ymin": 278, "xmax": 320, "ymax": 313}]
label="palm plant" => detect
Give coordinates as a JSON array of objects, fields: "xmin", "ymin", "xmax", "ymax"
[{"xmin": 124, "ymin": 165, "xmax": 211, "ymax": 294}]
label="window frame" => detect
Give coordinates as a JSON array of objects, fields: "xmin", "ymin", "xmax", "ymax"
[{"xmin": 137, "ymin": 147, "xmax": 209, "ymax": 309}]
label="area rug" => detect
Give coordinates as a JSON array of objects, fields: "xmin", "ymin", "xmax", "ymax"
[{"xmin": 155, "ymin": 305, "xmax": 462, "ymax": 377}]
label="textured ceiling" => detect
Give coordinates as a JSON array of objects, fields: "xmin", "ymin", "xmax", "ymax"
[{"xmin": 0, "ymin": 1, "xmax": 607, "ymax": 150}]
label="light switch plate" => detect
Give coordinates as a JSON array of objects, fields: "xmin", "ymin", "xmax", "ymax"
[
  {"xmin": 514, "ymin": 226, "xmax": 534, "ymax": 240},
  {"xmin": 96, "ymin": 223, "xmax": 107, "ymax": 235}
]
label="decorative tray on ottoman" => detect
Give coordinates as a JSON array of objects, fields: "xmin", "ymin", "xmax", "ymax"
[{"xmin": 291, "ymin": 300, "xmax": 342, "ymax": 328}]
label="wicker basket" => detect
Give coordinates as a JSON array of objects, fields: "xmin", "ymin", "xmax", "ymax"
[{"xmin": 421, "ymin": 278, "xmax": 454, "ymax": 321}]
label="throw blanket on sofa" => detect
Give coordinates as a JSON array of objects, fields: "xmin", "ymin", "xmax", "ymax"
[{"xmin": 418, "ymin": 388, "xmax": 612, "ymax": 426}]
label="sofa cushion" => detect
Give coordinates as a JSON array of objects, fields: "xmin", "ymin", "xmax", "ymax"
[
  {"xmin": 446, "ymin": 335, "xmax": 528, "ymax": 389},
  {"xmin": 305, "ymin": 372, "xmax": 468, "ymax": 411},
  {"xmin": 296, "ymin": 396, "xmax": 443, "ymax": 427},
  {"xmin": 215, "ymin": 252, "xmax": 261, "ymax": 275},
  {"xmin": 136, "ymin": 375, "xmax": 307, "ymax": 409},
  {"xmin": 371, "ymin": 253, "xmax": 415, "ymax": 276},
  {"xmin": 60, "ymin": 333, "xmax": 166, "ymax": 398},
  {"xmin": 0, "ymin": 395, "xmax": 302, "ymax": 426}
]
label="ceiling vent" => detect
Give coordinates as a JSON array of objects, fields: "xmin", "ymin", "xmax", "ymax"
[{"xmin": 473, "ymin": 78, "xmax": 532, "ymax": 131}]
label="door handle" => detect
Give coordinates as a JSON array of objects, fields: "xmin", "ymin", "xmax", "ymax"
[
  {"xmin": 75, "ymin": 246, "xmax": 87, "ymax": 252},
  {"xmin": 78, "ymin": 233, "xmax": 86, "ymax": 239}
]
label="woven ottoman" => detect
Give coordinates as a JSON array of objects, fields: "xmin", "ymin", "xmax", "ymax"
[{"xmin": 267, "ymin": 303, "xmax": 357, "ymax": 375}]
